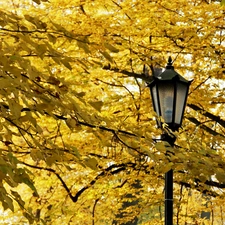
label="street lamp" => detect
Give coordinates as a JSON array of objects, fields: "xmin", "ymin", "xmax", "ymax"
[
  {"xmin": 149, "ymin": 56, "xmax": 192, "ymax": 131},
  {"xmin": 148, "ymin": 57, "xmax": 192, "ymax": 225}
]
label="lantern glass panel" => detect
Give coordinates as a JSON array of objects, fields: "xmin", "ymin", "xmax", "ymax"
[
  {"xmin": 175, "ymin": 82, "xmax": 188, "ymax": 125},
  {"xmin": 151, "ymin": 85, "xmax": 160, "ymax": 116},
  {"xmin": 158, "ymin": 82, "xmax": 174, "ymax": 123}
]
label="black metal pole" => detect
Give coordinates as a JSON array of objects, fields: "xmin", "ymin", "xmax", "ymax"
[
  {"xmin": 163, "ymin": 134, "xmax": 176, "ymax": 225},
  {"xmin": 165, "ymin": 169, "xmax": 173, "ymax": 225}
]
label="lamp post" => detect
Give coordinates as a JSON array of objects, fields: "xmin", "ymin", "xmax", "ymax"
[{"xmin": 148, "ymin": 57, "xmax": 192, "ymax": 225}]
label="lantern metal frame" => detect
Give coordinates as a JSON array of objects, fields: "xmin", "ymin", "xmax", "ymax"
[{"xmin": 148, "ymin": 57, "xmax": 192, "ymax": 131}]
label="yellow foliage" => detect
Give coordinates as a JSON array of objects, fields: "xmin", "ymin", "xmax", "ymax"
[{"xmin": 0, "ymin": 0, "xmax": 224, "ymax": 224}]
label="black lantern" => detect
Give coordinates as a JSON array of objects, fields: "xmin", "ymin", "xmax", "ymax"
[{"xmin": 148, "ymin": 57, "xmax": 192, "ymax": 131}]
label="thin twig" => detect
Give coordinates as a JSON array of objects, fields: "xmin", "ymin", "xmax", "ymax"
[{"xmin": 92, "ymin": 198, "xmax": 100, "ymax": 225}]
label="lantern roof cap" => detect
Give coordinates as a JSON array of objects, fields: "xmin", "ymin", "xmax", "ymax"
[{"xmin": 156, "ymin": 57, "xmax": 190, "ymax": 83}]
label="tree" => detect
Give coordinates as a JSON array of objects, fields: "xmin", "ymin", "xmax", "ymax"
[{"xmin": 0, "ymin": 0, "xmax": 224, "ymax": 224}]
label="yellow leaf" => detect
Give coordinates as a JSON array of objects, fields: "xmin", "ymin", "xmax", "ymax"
[
  {"xmin": 155, "ymin": 141, "xmax": 173, "ymax": 153},
  {"xmin": 159, "ymin": 162, "xmax": 173, "ymax": 173},
  {"xmin": 176, "ymin": 152, "xmax": 186, "ymax": 160},
  {"xmin": 155, "ymin": 142, "xmax": 166, "ymax": 152}
]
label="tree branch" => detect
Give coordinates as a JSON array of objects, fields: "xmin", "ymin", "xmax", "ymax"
[
  {"xmin": 186, "ymin": 116, "xmax": 225, "ymax": 137},
  {"xmin": 22, "ymin": 162, "xmax": 75, "ymax": 201},
  {"xmin": 71, "ymin": 164, "xmax": 128, "ymax": 202},
  {"xmin": 22, "ymin": 162, "xmax": 131, "ymax": 203},
  {"xmin": 188, "ymin": 103, "xmax": 225, "ymax": 128},
  {"xmin": 102, "ymin": 66, "xmax": 153, "ymax": 83},
  {"xmin": 22, "ymin": 159, "xmax": 225, "ymax": 203}
]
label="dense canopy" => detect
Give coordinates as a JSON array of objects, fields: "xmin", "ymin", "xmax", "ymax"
[{"xmin": 0, "ymin": 0, "xmax": 224, "ymax": 224}]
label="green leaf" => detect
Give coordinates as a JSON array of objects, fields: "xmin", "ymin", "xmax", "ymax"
[
  {"xmin": 35, "ymin": 44, "xmax": 47, "ymax": 59},
  {"xmin": 51, "ymin": 21, "xmax": 67, "ymax": 33},
  {"xmin": 24, "ymin": 15, "xmax": 47, "ymax": 29},
  {"xmin": 8, "ymin": 100, "xmax": 22, "ymax": 119},
  {"xmin": 47, "ymin": 76, "xmax": 60, "ymax": 85},
  {"xmin": 216, "ymin": 170, "xmax": 225, "ymax": 183},
  {"xmin": 47, "ymin": 34, "xmax": 57, "ymax": 44},
  {"xmin": 23, "ymin": 212, "xmax": 35, "ymax": 224},
  {"xmin": 77, "ymin": 41, "xmax": 91, "ymax": 54},
  {"xmin": 84, "ymin": 157, "xmax": 98, "ymax": 170},
  {"xmin": 23, "ymin": 178, "xmax": 39, "ymax": 196},
  {"xmin": 75, "ymin": 91, "xmax": 86, "ymax": 98},
  {"xmin": 91, "ymin": 60, "xmax": 103, "ymax": 67},
  {"xmin": 61, "ymin": 58, "xmax": 72, "ymax": 70},
  {"xmin": 221, "ymin": 0, "xmax": 225, "ymax": 5},
  {"xmin": 17, "ymin": 168, "xmax": 39, "ymax": 196},
  {"xmin": 71, "ymin": 147, "xmax": 81, "ymax": 159},
  {"xmin": 104, "ymin": 43, "xmax": 119, "ymax": 53},
  {"xmin": 3, "ymin": 195, "xmax": 14, "ymax": 212},
  {"xmin": 100, "ymin": 51, "xmax": 113, "ymax": 63},
  {"xmin": 66, "ymin": 118, "xmax": 78, "ymax": 129},
  {"xmin": 11, "ymin": 190, "xmax": 25, "ymax": 209},
  {"xmin": 89, "ymin": 101, "xmax": 104, "ymax": 112},
  {"xmin": 0, "ymin": 78, "xmax": 11, "ymax": 89}
]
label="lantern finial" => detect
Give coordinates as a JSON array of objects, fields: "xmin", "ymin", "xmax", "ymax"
[{"xmin": 166, "ymin": 56, "xmax": 174, "ymax": 69}]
